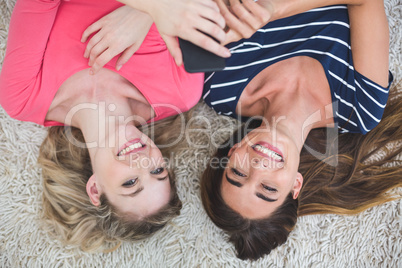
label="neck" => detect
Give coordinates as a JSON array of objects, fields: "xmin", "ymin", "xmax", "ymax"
[
  {"xmin": 260, "ymin": 80, "xmax": 333, "ymax": 153},
  {"xmin": 260, "ymin": 108, "xmax": 313, "ymax": 153},
  {"xmin": 48, "ymin": 68, "xmax": 154, "ymax": 130},
  {"xmin": 69, "ymin": 95, "xmax": 137, "ymax": 152},
  {"xmin": 238, "ymin": 57, "xmax": 333, "ymax": 136}
]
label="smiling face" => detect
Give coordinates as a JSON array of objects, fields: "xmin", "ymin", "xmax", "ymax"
[
  {"xmin": 86, "ymin": 125, "xmax": 171, "ymax": 219},
  {"xmin": 221, "ymin": 126, "xmax": 303, "ymax": 219}
]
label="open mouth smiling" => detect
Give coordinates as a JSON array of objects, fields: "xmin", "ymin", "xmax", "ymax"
[
  {"xmin": 251, "ymin": 143, "xmax": 284, "ymax": 162},
  {"xmin": 117, "ymin": 139, "xmax": 146, "ymax": 156}
]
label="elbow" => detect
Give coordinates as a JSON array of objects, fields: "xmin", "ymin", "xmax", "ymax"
[{"xmin": 0, "ymin": 77, "xmax": 26, "ymax": 120}]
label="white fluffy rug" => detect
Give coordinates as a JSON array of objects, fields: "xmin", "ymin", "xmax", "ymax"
[{"xmin": 0, "ymin": 0, "xmax": 401, "ymax": 267}]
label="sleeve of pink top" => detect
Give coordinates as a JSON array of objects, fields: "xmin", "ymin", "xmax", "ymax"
[{"xmin": 0, "ymin": 0, "xmax": 60, "ymax": 120}]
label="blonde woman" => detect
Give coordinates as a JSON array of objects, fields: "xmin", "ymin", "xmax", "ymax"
[{"xmin": 0, "ymin": 0, "xmax": 221, "ymax": 250}]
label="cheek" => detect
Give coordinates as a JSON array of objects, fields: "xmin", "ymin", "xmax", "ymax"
[
  {"xmin": 144, "ymin": 182, "xmax": 172, "ymax": 215},
  {"xmin": 93, "ymin": 150, "xmax": 115, "ymax": 174},
  {"xmin": 221, "ymin": 179, "xmax": 236, "ymax": 204},
  {"xmin": 150, "ymin": 148, "xmax": 163, "ymax": 161},
  {"xmin": 160, "ymin": 181, "xmax": 171, "ymax": 202},
  {"xmin": 151, "ymin": 180, "xmax": 171, "ymax": 203}
]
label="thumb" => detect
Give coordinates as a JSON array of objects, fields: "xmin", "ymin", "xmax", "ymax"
[{"xmin": 161, "ymin": 34, "xmax": 183, "ymax": 66}]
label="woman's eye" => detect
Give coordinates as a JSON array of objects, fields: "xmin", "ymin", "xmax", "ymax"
[
  {"xmin": 262, "ymin": 184, "xmax": 277, "ymax": 192},
  {"xmin": 232, "ymin": 168, "xmax": 246, "ymax": 177},
  {"xmin": 122, "ymin": 178, "xmax": 138, "ymax": 187},
  {"xmin": 150, "ymin": 167, "xmax": 164, "ymax": 175}
]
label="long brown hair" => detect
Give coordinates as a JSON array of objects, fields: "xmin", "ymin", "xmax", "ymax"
[
  {"xmin": 38, "ymin": 115, "xmax": 187, "ymax": 251},
  {"xmin": 200, "ymin": 87, "xmax": 402, "ymax": 260}
]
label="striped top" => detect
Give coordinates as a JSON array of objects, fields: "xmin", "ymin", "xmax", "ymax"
[{"xmin": 203, "ymin": 5, "xmax": 393, "ymax": 134}]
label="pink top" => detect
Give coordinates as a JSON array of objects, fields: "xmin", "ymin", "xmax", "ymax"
[{"xmin": 0, "ymin": 0, "xmax": 204, "ymax": 126}]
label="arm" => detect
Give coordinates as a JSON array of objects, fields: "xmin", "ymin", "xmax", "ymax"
[
  {"xmin": 220, "ymin": 0, "xmax": 361, "ymax": 41},
  {"xmin": 0, "ymin": 0, "xmax": 61, "ymax": 117},
  {"xmin": 347, "ymin": 0, "xmax": 389, "ymax": 87},
  {"xmin": 221, "ymin": 0, "xmax": 389, "ymax": 86}
]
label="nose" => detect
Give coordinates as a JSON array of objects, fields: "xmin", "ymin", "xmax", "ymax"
[
  {"xmin": 251, "ymin": 157, "xmax": 271, "ymax": 169},
  {"xmin": 127, "ymin": 153, "xmax": 153, "ymax": 169}
]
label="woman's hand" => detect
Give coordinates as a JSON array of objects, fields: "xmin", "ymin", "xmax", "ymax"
[
  {"xmin": 217, "ymin": 0, "xmax": 274, "ymax": 44},
  {"xmin": 81, "ymin": 6, "xmax": 153, "ymax": 74},
  {"xmin": 118, "ymin": 0, "xmax": 231, "ymax": 65}
]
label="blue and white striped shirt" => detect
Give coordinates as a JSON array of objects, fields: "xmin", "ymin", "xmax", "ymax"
[{"xmin": 203, "ymin": 5, "xmax": 393, "ymax": 134}]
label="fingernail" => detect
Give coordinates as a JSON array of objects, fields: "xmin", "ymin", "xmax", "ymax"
[
  {"xmin": 116, "ymin": 64, "xmax": 122, "ymax": 71},
  {"xmin": 89, "ymin": 69, "xmax": 94, "ymax": 75}
]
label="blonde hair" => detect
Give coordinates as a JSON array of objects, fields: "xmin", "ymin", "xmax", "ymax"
[{"xmin": 38, "ymin": 115, "xmax": 187, "ymax": 251}]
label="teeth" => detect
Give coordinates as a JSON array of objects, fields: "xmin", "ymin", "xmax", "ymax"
[
  {"xmin": 254, "ymin": 145, "xmax": 283, "ymax": 161},
  {"xmin": 118, "ymin": 142, "xmax": 143, "ymax": 156}
]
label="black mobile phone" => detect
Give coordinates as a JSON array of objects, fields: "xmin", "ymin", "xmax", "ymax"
[{"xmin": 178, "ymin": 38, "xmax": 226, "ymax": 73}]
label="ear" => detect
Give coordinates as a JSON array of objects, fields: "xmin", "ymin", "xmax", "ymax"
[
  {"xmin": 292, "ymin": 172, "xmax": 304, "ymax": 199},
  {"xmin": 228, "ymin": 143, "xmax": 240, "ymax": 157},
  {"xmin": 86, "ymin": 174, "xmax": 102, "ymax": 207}
]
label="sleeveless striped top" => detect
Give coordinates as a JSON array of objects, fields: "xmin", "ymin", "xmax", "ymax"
[{"xmin": 203, "ymin": 5, "xmax": 393, "ymax": 134}]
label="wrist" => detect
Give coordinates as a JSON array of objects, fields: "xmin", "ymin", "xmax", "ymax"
[
  {"xmin": 116, "ymin": 0, "xmax": 156, "ymax": 15},
  {"xmin": 266, "ymin": 0, "xmax": 295, "ymax": 21}
]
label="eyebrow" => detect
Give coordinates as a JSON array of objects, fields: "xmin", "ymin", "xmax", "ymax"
[
  {"xmin": 256, "ymin": 193, "xmax": 277, "ymax": 203},
  {"xmin": 225, "ymin": 174, "xmax": 277, "ymax": 203},
  {"xmin": 121, "ymin": 186, "xmax": 144, "ymax": 197},
  {"xmin": 226, "ymin": 174, "xmax": 243, "ymax": 187}
]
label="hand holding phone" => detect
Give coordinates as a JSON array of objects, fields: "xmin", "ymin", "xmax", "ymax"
[{"xmin": 179, "ymin": 38, "xmax": 226, "ymax": 73}]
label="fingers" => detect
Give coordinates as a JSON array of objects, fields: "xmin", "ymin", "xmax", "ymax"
[
  {"xmin": 188, "ymin": 31, "xmax": 231, "ymax": 58},
  {"xmin": 242, "ymin": 0, "xmax": 271, "ymax": 24},
  {"xmin": 192, "ymin": 19, "xmax": 227, "ymax": 45},
  {"xmin": 89, "ymin": 43, "xmax": 126, "ymax": 74},
  {"xmin": 219, "ymin": 0, "xmax": 253, "ymax": 39},
  {"xmin": 116, "ymin": 45, "xmax": 140, "ymax": 71},
  {"xmin": 83, "ymin": 29, "xmax": 127, "ymax": 74},
  {"xmin": 199, "ymin": 0, "xmax": 221, "ymax": 13},
  {"xmin": 81, "ymin": 20, "xmax": 102, "ymax": 46},
  {"xmin": 230, "ymin": 0, "xmax": 262, "ymax": 31},
  {"xmin": 224, "ymin": 29, "xmax": 242, "ymax": 45},
  {"xmin": 90, "ymin": 49, "xmax": 117, "ymax": 74},
  {"xmin": 198, "ymin": 1, "xmax": 226, "ymax": 30},
  {"xmin": 87, "ymin": 39, "xmax": 108, "ymax": 66},
  {"xmin": 83, "ymin": 30, "xmax": 104, "ymax": 59},
  {"xmin": 178, "ymin": 2, "xmax": 226, "ymax": 45},
  {"xmin": 218, "ymin": 0, "xmax": 272, "ymax": 42},
  {"xmin": 162, "ymin": 35, "xmax": 183, "ymax": 66}
]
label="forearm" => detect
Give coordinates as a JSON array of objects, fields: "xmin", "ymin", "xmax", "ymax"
[
  {"xmin": 348, "ymin": 0, "xmax": 389, "ymax": 86},
  {"xmin": 115, "ymin": 0, "xmax": 160, "ymax": 17},
  {"xmin": 269, "ymin": 0, "xmax": 389, "ymax": 86},
  {"xmin": 2, "ymin": 0, "xmax": 61, "ymax": 77},
  {"xmin": 0, "ymin": 0, "xmax": 61, "ymax": 112},
  {"xmin": 268, "ymin": 0, "xmax": 366, "ymax": 21}
]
